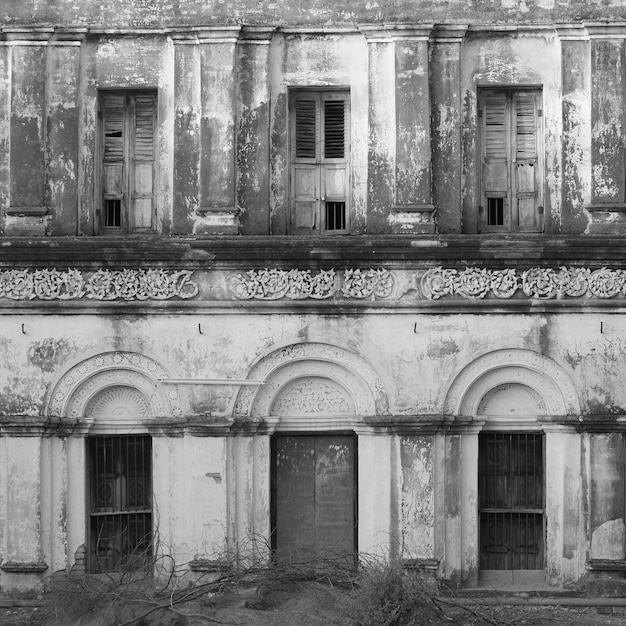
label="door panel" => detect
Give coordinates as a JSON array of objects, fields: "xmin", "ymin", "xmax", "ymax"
[{"xmin": 274, "ymin": 434, "xmax": 356, "ymax": 566}]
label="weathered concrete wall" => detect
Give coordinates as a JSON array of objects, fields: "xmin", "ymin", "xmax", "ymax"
[{"xmin": 5, "ymin": 312, "xmax": 626, "ymax": 418}]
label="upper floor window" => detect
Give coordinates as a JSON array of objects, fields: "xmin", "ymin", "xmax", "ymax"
[
  {"xmin": 289, "ymin": 90, "xmax": 350, "ymax": 234},
  {"xmin": 99, "ymin": 91, "xmax": 156, "ymax": 234},
  {"xmin": 479, "ymin": 88, "xmax": 543, "ymax": 233}
]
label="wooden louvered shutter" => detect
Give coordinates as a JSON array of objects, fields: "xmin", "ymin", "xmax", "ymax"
[
  {"xmin": 321, "ymin": 94, "xmax": 349, "ymax": 232},
  {"xmin": 131, "ymin": 94, "xmax": 155, "ymax": 230},
  {"xmin": 291, "ymin": 95, "xmax": 320, "ymax": 232},
  {"xmin": 102, "ymin": 94, "xmax": 126, "ymax": 230},
  {"xmin": 290, "ymin": 91, "xmax": 350, "ymax": 234},
  {"xmin": 480, "ymin": 89, "xmax": 542, "ymax": 233},
  {"xmin": 513, "ymin": 91, "xmax": 541, "ymax": 231}
]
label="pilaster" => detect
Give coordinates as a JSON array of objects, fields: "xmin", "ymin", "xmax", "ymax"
[
  {"xmin": 585, "ymin": 24, "xmax": 626, "ymax": 233},
  {"xmin": 5, "ymin": 29, "xmax": 53, "ymax": 236},
  {"xmin": 390, "ymin": 25, "xmax": 435, "ymax": 234},
  {"xmin": 197, "ymin": 28, "xmax": 240, "ymax": 234},
  {"xmin": 362, "ymin": 27, "xmax": 396, "ymax": 234},
  {"xmin": 429, "ymin": 26, "xmax": 466, "ymax": 235},
  {"xmin": 237, "ymin": 27, "xmax": 273, "ymax": 235}
]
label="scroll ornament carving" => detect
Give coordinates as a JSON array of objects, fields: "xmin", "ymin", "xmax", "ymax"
[
  {"xmin": 341, "ymin": 268, "xmax": 394, "ymax": 299},
  {"xmin": 227, "ymin": 269, "xmax": 336, "ymax": 300},
  {"xmin": 272, "ymin": 379, "xmax": 353, "ymax": 416},
  {"xmin": 228, "ymin": 268, "xmax": 394, "ymax": 300},
  {"xmin": 0, "ymin": 268, "xmax": 198, "ymax": 301},
  {"xmin": 419, "ymin": 266, "xmax": 626, "ymax": 300}
]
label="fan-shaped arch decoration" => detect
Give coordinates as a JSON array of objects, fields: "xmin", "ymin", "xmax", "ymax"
[
  {"xmin": 46, "ymin": 351, "xmax": 185, "ymax": 421},
  {"xmin": 443, "ymin": 349, "xmax": 580, "ymax": 418},
  {"xmin": 232, "ymin": 342, "xmax": 387, "ymax": 420},
  {"xmin": 85, "ymin": 385, "xmax": 152, "ymax": 422}
]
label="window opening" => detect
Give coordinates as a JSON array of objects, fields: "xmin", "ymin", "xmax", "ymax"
[
  {"xmin": 88, "ymin": 435, "xmax": 152, "ymax": 573},
  {"xmin": 290, "ymin": 90, "xmax": 350, "ymax": 234},
  {"xmin": 479, "ymin": 433, "xmax": 544, "ymax": 570},
  {"xmin": 100, "ymin": 91, "xmax": 156, "ymax": 234},
  {"xmin": 479, "ymin": 88, "xmax": 543, "ymax": 233},
  {"xmin": 487, "ymin": 198, "xmax": 504, "ymax": 227}
]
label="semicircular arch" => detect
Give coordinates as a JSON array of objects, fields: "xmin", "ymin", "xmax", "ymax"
[
  {"xmin": 232, "ymin": 342, "xmax": 388, "ymax": 419},
  {"xmin": 444, "ymin": 349, "xmax": 580, "ymax": 417},
  {"xmin": 46, "ymin": 351, "xmax": 185, "ymax": 422}
]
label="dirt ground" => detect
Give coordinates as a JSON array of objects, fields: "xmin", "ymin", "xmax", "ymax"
[{"xmin": 5, "ymin": 583, "xmax": 626, "ymax": 626}]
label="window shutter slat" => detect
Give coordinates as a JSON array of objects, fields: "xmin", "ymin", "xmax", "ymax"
[
  {"xmin": 295, "ymin": 99, "xmax": 317, "ymax": 159},
  {"xmin": 515, "ymin": 92, "xmax": 537, "ymax": 160},
  {"xmin": 484, "ymin": 93, "xmax": 507, "ymax": 160},
  {"xmin": 134, "ymin": 94, "xmax": 155, "ymax": 160},
  {"xmin": 324, "ymin": 100, "xmax": 345, "ymax": 159},
  {"xmin": 103, "ymin": 95, "xmax": 125, "ymax": 161}
]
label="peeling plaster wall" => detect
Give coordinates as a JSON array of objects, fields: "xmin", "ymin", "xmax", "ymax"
[{"xmin": 2, "ymin": 311, "xmax": 626, "ymax": 587}]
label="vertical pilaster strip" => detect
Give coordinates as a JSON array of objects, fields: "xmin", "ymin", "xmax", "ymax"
[
  {"xmin": 4, "ymin": 437, "xmax": 45, "ymax": 572},
  {"xmin": 6, "ymin": 29, "xmax": 52, "ymax": 235},
  {"xmin": 237, "ymin": 27, "xmax": 273, "ymax": 235},
  {"xmin": 197, "ymin": 28, "xmax": 240, "ymax": 234},
  {"xmin": 430, "ymin": 26, "xmax": 467, "ymax": 235},
  {"xmin": 0, "ymin": 38, "xmax": 10, "ymax": 235},
  {"xmin": 557, "ymin": 25, "xmax": 591, "ymax": 234},
  {"xmin": 362, "ymin": 27, "xmax": 396, "ymax": 234},
  {"xmin": 172, "ymin": 33, "xmax": 201, "ymax": 234},
  {"xmin": 47, "ymin": 31, "xmax": 84, "ymax": 236},
  {"xmin": 390, "ymin": 26, "xmax": 435, "ymax": 234},
  {"xmin": 586, "ymin": 25, "xmax": 626, "ymax": 232},
  {"xmin": 589, "ymin": 432, "xmax": 626, "ymax": 561}
]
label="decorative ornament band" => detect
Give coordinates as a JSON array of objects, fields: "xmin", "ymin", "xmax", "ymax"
[
  {"xmin": 419, "ymin": 266, "xmax": 626, "ymax": 300},
  {"xmin": 227, "ymin": 268, "xmax": 394, "ymax": 300},
  {"xmin": 0, "ymin": 268, "xmax": 199, "ymax": 301}
]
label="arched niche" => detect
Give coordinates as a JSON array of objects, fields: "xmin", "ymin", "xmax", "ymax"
[
  {"xmin": 46, "ymin": 351, "xmax": 185, "ymax": 429},
  {"xmin": 444, "ymin": 349, "xmax": 580, "ymax": 418}
]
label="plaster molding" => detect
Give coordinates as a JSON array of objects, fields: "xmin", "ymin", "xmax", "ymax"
[
  {"xmin": 232, "ymin": 342, "xmax": 388, "ymax": 419},
  {"xmin": 0, "ymin": 268, "xmax": 198, "ymax": 301},
  {"xmin": 444, "ymin": 349, "xmax": 580, "ymax": 417},
  {"xmin": 47, "ymin": 351, "xmax": 185, "ymax": 422}
]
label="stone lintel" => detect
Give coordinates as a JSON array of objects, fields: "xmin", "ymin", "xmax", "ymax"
[
  {"xmin": 0, "ymin": 562, "xmax": 48, "ymax": 573},
  {"xmin": 430, "ymin": 25, "xmax": 468, "ymax": 43},
  {"xmin": 189, "ymin": 559, "xmax": 232, "ymax": 572},
  {"xmin": 6, "ymin": 206, "xmax": 48, "ymax": 217},
  {"xmin": 585, "ymin": 23, "xmax": 626, "ymax": 38}
]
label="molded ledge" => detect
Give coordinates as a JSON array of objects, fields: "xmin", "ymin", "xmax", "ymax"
[{"xmin": 0, "ymin": 562, "xmax": 48, "ymax": 573}]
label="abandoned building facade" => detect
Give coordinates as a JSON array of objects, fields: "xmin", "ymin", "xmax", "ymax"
[{"xmin": 2, "ymin": 0, "xmax": 626, "ymax": 593}]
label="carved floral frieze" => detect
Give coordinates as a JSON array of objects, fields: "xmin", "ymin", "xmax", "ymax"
[
  {"xmin": 227, "ymin": 268, "xmax": 395, "ymax": 300},
  {"xmin": 0, "ymin": 268, "xmax": 199, "ymax": 301},
  {"xmin": 419, "ymin": 266, "xmax": 626, "ymax": 300},
  {"xmin": 227, "ymin": 268, "xmax": 336, "ymax": 300}
]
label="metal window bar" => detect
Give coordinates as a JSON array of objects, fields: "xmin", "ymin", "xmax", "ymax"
[
  {"xmin": 88, "ymin": 435, "xmax": 152, "ymax": 573},
  {"xmin": 479, "ymin": 433, "xmax": 543, "ymax": 570},
  {"xmin": 325, "ymin": 201, "xmax": 346, "ymax": 231}
]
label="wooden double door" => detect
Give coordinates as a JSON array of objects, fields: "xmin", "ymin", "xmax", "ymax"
[{"xmin": 271, "ymin": 434, "xmax": 357, "ymax": 567}]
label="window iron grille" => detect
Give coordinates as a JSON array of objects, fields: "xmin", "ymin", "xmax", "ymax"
[
  {"xmin": 479, "ymin": 433, "xmax": 544, "ymax": 570},
  {"xmin": 88, "ymin": 435, "xmax": 152, "ymax": 573}
]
